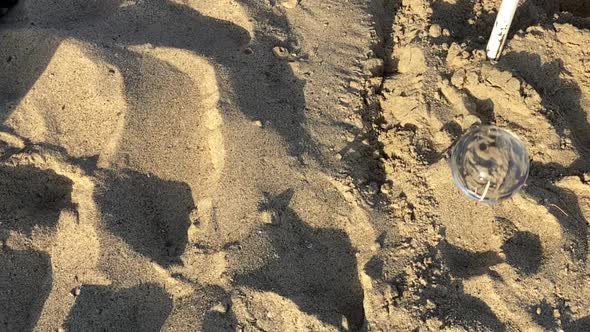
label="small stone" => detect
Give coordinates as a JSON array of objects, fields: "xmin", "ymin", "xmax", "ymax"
[
  {"xmin": 211, "ymin": 303, "xmax": 227, "ymax": 314},
  {"xmin": 553, "ymin": 309, "xmax": 561, "ymax": 319},
  {"xmin": 349, "ymin": 80, "xmax": 363, "ymax": 91},
  {"xmin": 254, "ymin": 120, "xmax": 263, "ymax": 127},
  {"xmin": 335, "ymin": 153, "xmax": 342, "ymax": 160},
  {"xmin": 187, "ymin": 223, "xmax": 199, "ymax": 242},
  {"xmin": 71, "ymin": 287, "xmax": 81, "ymax": 297},
  {"xmin": 260, "ymin": 211, "xmax": 273, "ymax": 224},
  {"xmin": 272, "ymin": 46, "xmax": 289, "ymax": 59},
  {"xmin": 370, "ymin": 242, "xmax": 381, "ymax": 251},
  {"xmin": 426, "ymin": 299, "xmax": 436, "ymax": 309},
  {"xmin": 429, "ymin": 24, "xmax": 442, "ymax": 38},
  {"xmin": 279, "ymin": 0, "xmax": 298, "ymax": 9},
  {"xmin": 442, "ymin": 29, "xmax": 450, "ymax": 37},
  {"xmin": 243, "ymin": 47, "xmax": 253, "ymax": 55},
  {"xmin": 536, "ymin": 307, "xmax": 542, "ymax": 315},
  {"xmin": 341, "ymin": 316, "xmax": 350, "ymax": 330},
  {"xmin": 451, "ymin": 69, "xmax": 466, "ymax": 88},
  {"xmin": 473, "ymin": 49, "xmax": 487, "ymax": 60}
]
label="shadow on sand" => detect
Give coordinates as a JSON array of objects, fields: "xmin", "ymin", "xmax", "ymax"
[
  {"xmin": 499, "ymin": 52, "xmax": 590, "ymax": 263},
  {"xmin": 65, "ymin": 283, "xmax": 172, "ymax": 332},
  {"xmin": 0, "ymin": 248, "xmax": 52, "ymax": 332},
  {"xmin": 93, "ymin": 169, "xmax": 194, "ymax": 267},
  {"xmin": 230, "ymin": 189, "xmax": 366, "ymax": 330}
]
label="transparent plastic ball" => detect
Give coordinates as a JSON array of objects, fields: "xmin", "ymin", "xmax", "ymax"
[{"xmin": 450, "ymin": 126, "xmax": 530, "ymax": 203}]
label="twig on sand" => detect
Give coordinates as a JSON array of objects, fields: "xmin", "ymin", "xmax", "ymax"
[{"xmin": 549, "ymin": 203, "xmax": 570, "ymax": 217}]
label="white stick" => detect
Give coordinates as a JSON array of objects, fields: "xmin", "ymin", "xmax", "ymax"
[
  {"xmin": 479, "ymin": 180, "xmax": 491, "ymax": 202},
  {"xmin": 486, "ymin": 0, "xmax": 519, "ymax": 60}
]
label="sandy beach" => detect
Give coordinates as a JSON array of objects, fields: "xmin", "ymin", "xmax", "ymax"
[{"xmin": 1, "ymin": 0, "xmax": 590, "ymax": 331}]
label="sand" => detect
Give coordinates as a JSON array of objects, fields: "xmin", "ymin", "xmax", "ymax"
[{"xmin": 0, "ymin": 0, "xmax": 589, "ymax": 331}]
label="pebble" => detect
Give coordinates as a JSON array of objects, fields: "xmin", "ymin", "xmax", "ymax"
[
  {"xmin": 536, "ymin": 307, "xmax": 542, "ymax": 315},
  {"xmin": 473, "ymin": 49, "xmax": 487, "ymax": 60},
  {"xmin": 450, "ymin": 69, "xmax": 466, "ymax": 88},
  {"xmin": 279, "ymin": 0, "xmax": 298, "ymax": 9},
  {"xmin": 260, "ymin": 211, "xmax": 273, "ymax": 224},
  {"xmin": 272, "ymin": 46, "xmax": 290, "ymax": 59},
  {"xmin": 211, "ymin": 303, "xmax": 227, "ymax": 314},
  {"xmin": 349, "ymin": 81, "xmax": 363, "ymax": 91},
  {"xmin": 429, "ymin": 24, "xmax": 442, "ymax": 38},
  {"xmin": 341, "ymin": 316, "xmax": 350, "ymax": 330},
  {"xmin": 370, "ymin": 242, "xmax": 381, "ymax": 251},
  {"xmin": 254, "ymin": 120, "xmax": 263, "ymax": 128},
  {"xmin": 71, "ymin": 287, "xmax": 81, "ymax": 297}
]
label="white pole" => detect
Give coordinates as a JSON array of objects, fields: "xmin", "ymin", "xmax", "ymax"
[{"xmin": 486, "ymin": 0, "xmax": 519, "ymax": 60}]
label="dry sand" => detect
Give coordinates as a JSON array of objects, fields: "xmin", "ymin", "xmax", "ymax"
[{"xmin": 0, "ymin": 0, "xmax": 589, "ymax": 331}]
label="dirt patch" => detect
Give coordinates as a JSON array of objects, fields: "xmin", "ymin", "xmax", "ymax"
[{"xmin": 362, "ymin": 0, "xmax": 590, "ymax": 330}]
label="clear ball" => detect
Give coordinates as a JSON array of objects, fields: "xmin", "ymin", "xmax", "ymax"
[{"xmin": 450, "ymin": 126, "xmax": 530, "ymax": 203}]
